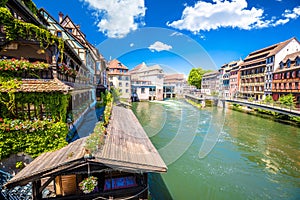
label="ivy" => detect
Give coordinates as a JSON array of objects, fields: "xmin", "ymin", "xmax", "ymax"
[
  {"xmin": 22, "ymin": 0, "xmax": 38, "ymax": 16},
  {"xmin": 0, "ymin": 120, "xmax": 68, "ymax": 159},
  {"xmin": 0, "ymin": 0, "xmax": 8, "ymax": 8},
  {"xmin": 0, "ymin": 90, "xmax": 70, "ymax": 122},
  {"xmin": 0, "ymin": 7, "xmax": 64, "ymax": 56}
]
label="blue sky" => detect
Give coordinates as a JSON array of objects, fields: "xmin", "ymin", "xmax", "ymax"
[{"xmin": 34, "ymin": 0, "xmax": 300, "ymax": 75}]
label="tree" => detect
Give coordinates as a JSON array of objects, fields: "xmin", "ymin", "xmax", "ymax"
[
  {"xmin": 264, "ymin": 94, "xmax": 273, "ymax": 104},
  {"xmin": 188, "ymin": 67, "xmax": 212, "ymax": 89},
  {"xmin": 278, "ymin": 93, "xmax": 295, "ymax": 108},
  {"xmin": 110, "ymin": 87, "xmax": 121, "ymax": 103}
]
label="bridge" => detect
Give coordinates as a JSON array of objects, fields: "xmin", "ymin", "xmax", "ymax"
[
  {"xmin": 184, "ymin": 94, "xmax": 300, "ymax": 117},
  {"xmin": 223, "ymin": 99, "xmax": 300, "ymax": 117}
]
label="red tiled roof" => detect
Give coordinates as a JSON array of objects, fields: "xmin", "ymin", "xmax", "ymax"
[
  {"xmin": 164, "ymin": 73, "xmax": 185, "ymax": 81},
  {"xmin": 108, "ymin": 59, "xmax": 128, "ymax": 70}
]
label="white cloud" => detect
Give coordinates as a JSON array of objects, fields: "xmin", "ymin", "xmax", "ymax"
[
  {"xmin": 167, "ymin": 0, "xmax": 300, "ymax": 33},
  {"xmin": 148, "ymin": 41, "xmax": 172, "ymax": 52},
  {"xmin": 81, "ymin": 0, "xmax": 146, "ymax": 38},
  {"xmin": 170, "ymin": 32, "xmax": 183, "ymax": 37},
  {"xmin": 283, "ymin": 6, "xmax": 300, "ymax": 19},
  {"xmin": 130, "ymin": 43, "xmax": 134, "ymax": 47}
]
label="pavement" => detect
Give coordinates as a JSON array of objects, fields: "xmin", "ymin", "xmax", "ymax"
[{"xmin": 68, "ymin": 106, "xmax": 105, "ymax": 142}]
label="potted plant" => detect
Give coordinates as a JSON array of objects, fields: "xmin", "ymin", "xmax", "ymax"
[{"xmin": 78, "ymin": 176, "xmax": 98, "ymax": 194}]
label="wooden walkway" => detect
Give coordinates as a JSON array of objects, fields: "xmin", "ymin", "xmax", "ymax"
[{"xmin": 94, "ymin": 106, "xmax": 167, "ymax": 172}]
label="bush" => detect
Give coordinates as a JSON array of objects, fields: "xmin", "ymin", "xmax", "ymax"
[{"xmin": 0, "ymin": 119, "xmax": 68, "ymax": 159}]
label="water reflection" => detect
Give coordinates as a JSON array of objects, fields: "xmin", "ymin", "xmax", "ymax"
[{"xmin": 224, "ymin": 108, "xmax": 300, "ymax": 180}]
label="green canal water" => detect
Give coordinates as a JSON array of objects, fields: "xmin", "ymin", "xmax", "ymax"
[{"xmin": 132, "ymin": 100, "xmax": 300, "ymax": 200}]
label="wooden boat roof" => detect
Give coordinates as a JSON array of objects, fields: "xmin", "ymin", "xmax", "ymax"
[{"xmin": 6, "ymin": 106, "xmax": 167, "ymax": 188}]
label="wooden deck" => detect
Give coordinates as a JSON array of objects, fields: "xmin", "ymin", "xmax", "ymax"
[
  {"xmin": 93, "ymin": 106, "xmax": 167, "ymax": 172},
  {"xmin": 6, "ymin": 106, "xmax": 167, "ymax": 189}
]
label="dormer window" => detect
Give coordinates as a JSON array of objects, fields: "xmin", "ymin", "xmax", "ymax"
[
  {"xmin": 279, "ymin": 62, "xmax": 284, "ymax": 69},
  {"xmin": 296, "ymin": 57, "xmax": 300, "ymax": 66},
  {"xmin": 67, "ymin": 28, "xmax": 72, "ymax": 33},
  {"xmin": 287, "ymin": 60, "xmax": 291, "ymax": 68}
]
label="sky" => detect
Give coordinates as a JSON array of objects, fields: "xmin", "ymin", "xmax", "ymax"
[{"xmin": 34, "ymin": 0, "xmax": 300, "ymax": 75}]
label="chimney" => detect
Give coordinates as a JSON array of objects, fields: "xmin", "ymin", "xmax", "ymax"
[
  {"xmin": 76, "ymin": 25, "xmax": 80, "ymax": 30},
  {"xmin": 58, "ymin": 12, "xmax": 64, "ymax": 23}
]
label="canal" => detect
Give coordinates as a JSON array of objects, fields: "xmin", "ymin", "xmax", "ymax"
[{"xmin": 132, "ymin": 100, "xmax": 300, "ymax": 200}]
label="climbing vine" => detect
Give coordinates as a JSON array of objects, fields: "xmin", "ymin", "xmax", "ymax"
[
  {"xmin": 22, "ymin": 0, "xmax": 38, "ymax": 16},
  {"xmin": 0, "ymin": 7, "xmax": 64, "ymax": 56},
  {"xmin": 0, "ymin": 91, "xmax": 70, "ymax": 122},
  {"xmin": 0, "ymin": 119, "xmax": 68, "ymax": 159}
]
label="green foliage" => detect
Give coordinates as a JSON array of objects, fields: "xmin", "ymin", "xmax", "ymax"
[
  {"xmin": 188, "ymin": 68, "xmax": 212, "ymax": 89},
  {"xmin": 278, "ymin": 93, "xmax": 295, "ymax": 108},
  {"xmin": 264, "ymin": 95, "xmax": 273, "ymax": 104},
  {"xmin": 248, "ymin": 97, "xmax": 254, "ymax": 102},
  {"xmin": 79, "ymin": 176, "xmax": 98, "ymax": 194},
  {"xmin": 0, "ymin": 120, "xmax": 68, "ymax": 159},
  {"xmin": 85, "ymin": 92, "xmax": 113, "ymax": 153},
  {"xmin": 185, "ymin": 99, "xmax": 203, "ymax": 109},
  {"xmin": 0, "ymin": 92, "xmax": 70, "ymax": 122},
  {"xmin": 85, "ymin": 122, "xmax": 105, "ymax": 153},
  {"xmin": 110, "ymin": 87, "xmax": 121, "ymax": 103},
  {"xmin": 22, "ymin": 0, "xmax": 38, "ymax": 15},
  {"xmin": 103, "ymin": 94, "xmax": 113, "ymax": 126},
  {"xmin": 0, "ymin": 7, "xmax": 64, "ymax": 56},
  {"xmin": 231, "ymin": 103, "xmax": 243, "ymax": 111},
  {"xmin": 0, "ymin": 0, "xmax": 8, "ymax": 7},
  {"xmin": 15, "ymin": 161, "xmax": 24, "ymax": 169}
]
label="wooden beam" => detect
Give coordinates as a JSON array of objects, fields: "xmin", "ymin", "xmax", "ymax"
[
  {"xmin": 39, "ymin": 176, "xmax": 55, "ymax": 194},
  {"xmin": 32, "ymin": 180, "xmax": 42, "ymax": 200}
]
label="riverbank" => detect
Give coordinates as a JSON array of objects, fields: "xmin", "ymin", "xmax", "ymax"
[
  {"xmin": 229, "ymin": 103, "xmax": 300, "ymax": 127},
  {"xmin": 184, "ymin": 97, "xmax": 300, "ymax": 127}
]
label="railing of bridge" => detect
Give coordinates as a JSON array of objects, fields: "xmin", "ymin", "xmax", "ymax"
[{"xmin": 224, "ymin": 98, "xmax": 300, "ymax": 113}]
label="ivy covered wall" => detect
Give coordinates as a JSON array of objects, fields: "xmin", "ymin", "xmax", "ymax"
[{"xmin": 0, "ymin": 119, "xmax": 68, "ymax": 159}]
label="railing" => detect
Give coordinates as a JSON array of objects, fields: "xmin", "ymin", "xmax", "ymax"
[{"xmin": 224, "ymin": 98, "xmax": 300, "ymax": 116}]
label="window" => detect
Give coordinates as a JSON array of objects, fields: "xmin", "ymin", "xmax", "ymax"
[
  {"xmin": 296, "ymin": 57, "xmax": 300, "ymax": 66},
  {"xmin": 119, "ymin": 82, "xmax": 122, "ymax": 87},
  {"xmin": 279, "ymin": 62, "xmax": 284, "ymax": 69},
  {"xmin": 126, "ymin": 82, "xmax": 129, "ymax": 87},
  {"xmin": 141, "ymin": 88, "xmax": 145, "ymax": 94},
  {"xmin": 56, "ymin": 31, "xmax": 62, "ymax": 37},
  {"xmin": 126, "ymin": 89, "xmax": 129, "ymax": 93},
  {"xmin": 287, "ymin": 60, "xmax": 291, "ymax": 68},
  {"xmin": 66, "ymin": 28, "xmax": 72, "ymax": 33}
]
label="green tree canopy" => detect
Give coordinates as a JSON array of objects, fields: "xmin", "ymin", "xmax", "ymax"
[
  {"xmin": 278, "ymin": 93, "xmax": 295, "ymax": 108},
  {"xmin": 188, "ymin": 67, "xmax": 212, "ymax": 89}
]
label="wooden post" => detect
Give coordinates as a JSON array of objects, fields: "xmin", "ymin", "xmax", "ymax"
[{"xmin": 32, "ymin": 180, "xmax": 42, "ymax": 200}]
